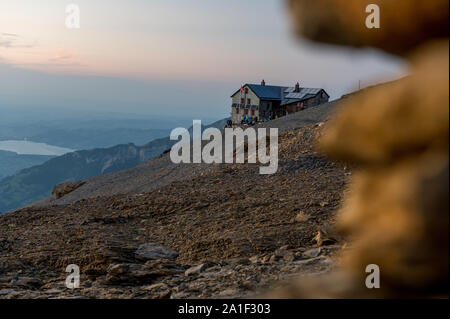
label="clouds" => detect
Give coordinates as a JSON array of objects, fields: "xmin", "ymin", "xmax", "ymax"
[
  {"xmin": 1, "ymin": 41, "xmax": 85, "ymax": 69},
  {"xmin": 0, "ymin": 32, "xmax": 34, "ymax": 48},
  {"xmin": 49, "ymin": 50, "xmax": 75, "ymax": 62},
  {"xmin": 1, "ymin": 32, "xmax": 19, "ymax": 38},
  {"xmin": 0, "ymin": 33, "xmax": 15, "ymax": 48},
  {"xmin": 47, "ymin": 49, "xmax": 85, "ymax": 67},
  {"xmin": 0, "ymin": 0, "xmax": 407, "ymax": 119}
]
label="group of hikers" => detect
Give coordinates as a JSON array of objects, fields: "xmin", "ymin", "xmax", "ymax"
[
  {"xmin": 224, "ymin": 113, "xmax": 278, "ymax": 128},
  {"xmin": 240, "ymin": 114, "xmax": 277, "ymax": 125}
]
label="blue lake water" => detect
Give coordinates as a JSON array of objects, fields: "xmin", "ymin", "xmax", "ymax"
[{"xmin": 0, "ymin": 140, "xmax": 74, "ymax": 156}]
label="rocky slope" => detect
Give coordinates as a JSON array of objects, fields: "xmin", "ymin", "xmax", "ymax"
[
  {"xmin": 30, "ymin": 102, "xmax": 339, "ymax": 209},
  {"xmin": 0, "ymin": 118, "xmax": 228, "ymax": 213},
  {"xmin": 0, "ymin": 100, "xmax": 351, "ymax": 299}
]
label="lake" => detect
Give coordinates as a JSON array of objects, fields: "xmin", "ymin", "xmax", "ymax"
[{"xmin": 0, "ymin": 140, "xmax": 74, "ymax": 156}]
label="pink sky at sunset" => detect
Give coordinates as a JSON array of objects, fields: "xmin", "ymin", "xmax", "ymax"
[{"xmin": 0, "ymin": 0, "xmax": 406, "ymax": 117}]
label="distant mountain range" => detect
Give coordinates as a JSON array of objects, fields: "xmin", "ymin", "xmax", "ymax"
[
  {"xmin": 0, "ymin": 150, "xmax": 55, "ymax": 180},
  {"xmin": 0, "ymin": 118, "xmax": 228, "ymax": 213},
  {"xmin": 0, "ymin": 109, "xmax": 209, "ymax": 150},
  {"xmin": 0, "ymin": 125, "xmax": 171, "ymax": 151}
]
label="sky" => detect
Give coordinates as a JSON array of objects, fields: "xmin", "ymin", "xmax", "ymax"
[{"xmin": 0, "ymin": 0, "xmax": 407, "ymax": 120}]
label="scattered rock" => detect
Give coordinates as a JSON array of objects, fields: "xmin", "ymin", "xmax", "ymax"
[
  {"xmin": 268, "ymin": 255, "xmax": 280, "ymax": 263},
  {"xmin": 154, "ymin": 290, "xmax": 172, "ymax": 299},
  {"xmin": 249, "ymin": 256, "xmax": 259, "ymax": 264},
  {"xmin": 185, "ymin": 263, "xmax": 208, "ymax": 276},
  {"xmin": 294, "ymin": 211, "xmax": 310, "ymax": 222},
  {"xmin": 135, "ymin": 243, "xmax": 179, "ymax": 261},
  {"xmin": 52, "ymin": 296, "xmax": 87, "ymax": 299},
  {"xmin": 294, "ymin": 256, "xmax": 329, "ymax": 266},
  {"xmin": 105, "ymin": 263, "xmax": 181, "ymax": 284},
  {"xmin": 45, "ymin": 289, "xmax": 63, "ymax": 294},
  {"xmin": 52, "ymin": 181, "xmax": 86, "ymax": 199},
  {"xmin": 218, "ymin": 288, "xmax": 239, "ymax": 297},
  {"xmin": 11, "ymin": 277, "xmax": 42, "ymax": 288},
  {"xmin": 274, "ymin": 247, "xmax": 288, "ymax": 257},
  {"xmin": 314, "ymin": 224, "xmax": 341, "ymax": 246},
  {"xmin": 261, "ymin": 255, "xmax": 272, "ymax": 263},
  {"xmin": 229, "ymin": 257, "xmax": 251, "ymax": 267},
  {"xmin": 171, "ymin": 292, "xmax": 190, "ymax": 299},
  {"xmin": 143, "ymin": 282, "xmax": 168, "ymax": 292},
  {"xmin": 283, "ymin": 252, "xmax": 296, "ymax": 262},
  {"xmin": 319, "ymin": 201, "xmax": 329, "ymax": 207},
  {"xmin": 303, "ymin": 248, "xmax": 321, "ymax": 258},
  {"xmin": 294, "ymin": 252, "xmax": 304, "ymax": 260},
  {"xmin": 0, "ymin": 289, "xmax": 15, "ymax": 296},
  {"xmin": 105, "ymin": 264, "xmax": 136, "ymax": 284}
]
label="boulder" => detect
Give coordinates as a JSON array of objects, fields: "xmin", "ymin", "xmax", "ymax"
[
  {"xmin": 294, "ymin": 211, "xmax": 309, "ymax": 223},
  {"xmin": 52, "ymin": 181, "xmax": 86, "ymax": 199},
  {"xmin": 288, "ymin": 0, "xmax": 449, "ymax": 55},
  {"xmin": 134, "ymin": 243, "xmax": 179, "ymax": 261},
  {"xmin": 105, "ymin": 260, "xmax": 184, "ymax": 285},
  {"xmin": 314, "ymin": 224, "xmax": 341, "ymax": 246},
  {"xmin": 185, "ymin": 264, "xmax": 208, "ymax": 276},
  {"xmin": 303, "ymin": 248, "xmax": 321, "ymax": 258}
]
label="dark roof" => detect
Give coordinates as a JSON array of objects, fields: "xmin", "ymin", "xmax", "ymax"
[
  {"xmin": 247, "ymin": 84, "xmax": 287, "ymax": 100},
  {"xmin": 231, "ymin": 83, "xmax": 329, "ymax": 103},
  {"xmin": 231, "ymin": 84, "xmax": 287, "ymax": 100}
]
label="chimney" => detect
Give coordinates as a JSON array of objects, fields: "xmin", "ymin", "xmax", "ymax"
[
  {"xmin": 261, "ymin": 79, "xmax": 266, "ymax": 86},
  {"xmin": 295, "ymin": 82, "xmax": 300, "ymax": 92}
]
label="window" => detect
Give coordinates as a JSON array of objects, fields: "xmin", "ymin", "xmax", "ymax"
[
  {"xmin": 240, "ymin": 98, "xmax": 244, "ymax": 104},
  {"xmin": 247, "ymin": 98, "xmax": 251, "ymax": 105},
  {"xmin": 236, "ymin": 108, "xmax": 240, "ymax": 114}
]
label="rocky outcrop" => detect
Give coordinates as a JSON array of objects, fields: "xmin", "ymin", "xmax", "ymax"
[
  {"xmin": 52, "ymin": 181, "xmax": 86, "ymax": 199},
  {"xmin": 288, "ymin": 0, "xmax": 449, "ymax": 55},
  {"xmin": 271, "ymin": 0, "xmax": 449, "ymax": 298},
  {"xmin": 134, "ymin": 243, "xmax": 179, "ymax": 261},
  {"xmin": 319, "ymin": 40, "xmax": 449, "ymax": 295},
  {"xmin": 105, "ymin": 260, "xmax": 185, "ymax": 285},
  {"xmin": 0, "ymin": 244, "xmax": 338, "ymax": 299},
  {"xmin": 185, "ymin": 263, "xmax": 208, "ymax": 276}
]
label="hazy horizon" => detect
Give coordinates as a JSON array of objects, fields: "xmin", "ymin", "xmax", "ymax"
[{"xmin": 1, "ymin": 0, "xmax": 407, "ymax": 119}]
